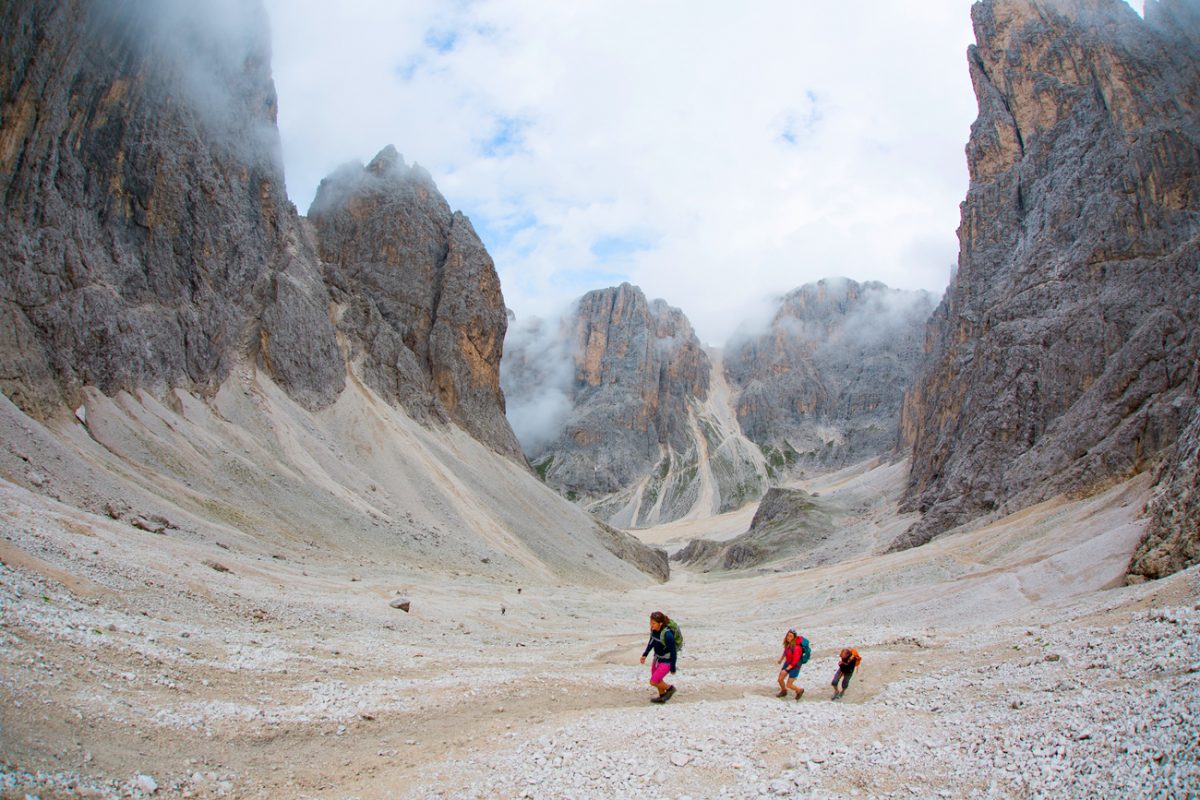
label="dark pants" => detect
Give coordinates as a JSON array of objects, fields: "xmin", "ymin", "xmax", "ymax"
[{"xmin": 832, "ymin": 666, "xmax": 855, "ymax": 690}]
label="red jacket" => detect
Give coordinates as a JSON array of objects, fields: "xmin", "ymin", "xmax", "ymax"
[{"xmin": 781, "ymin": 643, "xmax": 803, "ymax": 669}]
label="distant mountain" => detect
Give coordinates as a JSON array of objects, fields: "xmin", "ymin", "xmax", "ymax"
[
  {"xmin": 893, "ymin": 0, "xmax": 1200, "ymax": 575},
  {"xmin": 725, "ymin": 278, "xmax": 935, "ymax": 471},
  {"xmin": 0, "ymin": 0, "xmax": 665, "ymax": 584},
  {"xmin": 503, "ymin": 284, "xmax": 770, "ymax": 527},
  {"xmin": 503, "ymin": 278, "xmax": 934, "ymax": 527}
]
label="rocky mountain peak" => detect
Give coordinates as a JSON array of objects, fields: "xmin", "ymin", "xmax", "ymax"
[
  {"xmin": 309, "ymin": 147, "xmax": 522, "ymax": 461},
  {"xmin": 895, "ymin": 0, "xmax": 1200, "ymax": 559},
  {"xmin": 725, "ymin": 277, "xmax": 934, "ymax": 470},
  {"xmin": 0, "ymin": 0, "xmax": 343, "ymax": 414},
  {"xmin": 1, "ymin": 1, "xmax": 524, "ymax": 463},
  {"xmin": 504, "ymin": 284, "xmax": 773, "ymax": 527}
]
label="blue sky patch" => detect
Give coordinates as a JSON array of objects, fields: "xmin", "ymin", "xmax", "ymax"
[
  {"xmin": 590, "ymin": 234, "xmax": 655, "ymax": 262},
  {"xmin": 480, "ymin": 117, "xmax": 530, "ymax": 158},
  {"xmin": 423, "ymin": 28, "xmax": 458, "ymax": 53}
]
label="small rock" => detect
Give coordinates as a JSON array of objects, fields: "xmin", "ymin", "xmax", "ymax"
[
  {"xmin": 203, "ymin": 559, "xmax": 231, "ymax": 573},
  {"xmin": 136, "ymin": 773, "xmax": 158, "ymax": 793},
  {"xmin": 390, "ymin": 598, "xmax": 411, "ymax": 612},
  {"xmin": 132, "ymin": 515, "xmax": 169, "ymax": 534},
  {"xmin": 670, "ymin": 752, "xmax": 691, "ymax": 767}
]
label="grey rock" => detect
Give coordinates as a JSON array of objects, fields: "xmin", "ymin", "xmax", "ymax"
[
  {"xmin": 725, "ymin": 278, "xmax": 934, "ymax": 471},
  {"xmin": 592, "ymin": 521, "xmax": 669, "ymax": 582},
  {"xmin": 894, "ymin": 0, "xmax": 1200, "ymax": 550},
  {"xmin": 506, "ymin": 284, "xmax": 763, "ymax": 525},
  {"xmin": 0, "ymin": 1, "xmax": 527, "ymax": 471},
  {"xmin": 673, "ymin": 488, "xmax": 838, "ymax": 571},
  {"xmin": 390, "ymin": 598, "xmax": 411, "ymax": 612},
  {"xmin": 1130, "ymin": 361, "xmax": 1200, "ymax": 578},
  {"xmin": 130, "ymin": 514, "xmax": 170, "ymax": 534},
  {"xmin": 0, "ymin": 0, "xmax": 343, "ymax": 415},
  {"xmin": 309, "ymin": 146, "xmax": 523, "ymax": 461}
]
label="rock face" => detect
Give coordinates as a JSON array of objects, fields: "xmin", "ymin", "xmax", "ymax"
[
  {"xmin": 895, "ymin": 0, "xmax": 1200, "ymax": 552},
  {"xmin": 0, "ymin": 0, "xmax": 342, "ymax": 414},
  {"xmin": 725, "ymin": 278, "xmax": 934, "ymax": 470},
  {"xmin": 0, "ymin": 0, "xmax": 665, "ymax": 584},
  {"xmin": 1130, "ymin": 362, "xmax": 1200, "ymax": 578},
  {"xmin": 672, "ymin": 488, "xmax": 835, "ymax": 572},
  {"xmin": 504, "ymin": 284, "xmax": 770, "ymax": 526},
  {"xmin": 0, "ymin": 0, "xmax": 520, "ymax": 461},
  {"xmin": 309, "ymin": 146, "xmax": 522, "ymax": 461}
]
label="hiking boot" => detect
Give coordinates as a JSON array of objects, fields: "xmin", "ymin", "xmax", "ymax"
[
  {"xmin": 795, "ymin": 688, "xmax": 804, "ymax": 701},
  {"xmin": 662, "ymin": 685, "xmax": 676, "ymax": 703},
  {"xmin": 650, "ymin": 694, "xmax": 665, "ymax": 703},
  {"xmin": 777, "ymin": 690, "xmax": 788, "ymax": 697}
]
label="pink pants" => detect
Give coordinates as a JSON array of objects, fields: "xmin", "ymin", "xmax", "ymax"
[{"xmin": 650, "ymin": 661, "xmax": 672, "ymax": 685}]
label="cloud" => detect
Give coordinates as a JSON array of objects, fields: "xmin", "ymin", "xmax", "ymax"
[
  {"xmin": 500, "ymin": 311, "xmax": 577, "ymax": 456},
  {"xmin": 263, "ymin": 1, "xmax": 1146, "ymax": 347}
]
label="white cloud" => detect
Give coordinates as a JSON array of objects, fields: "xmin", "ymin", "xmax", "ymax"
[{"xmin": 264, "ymin": 2, "xmax": 1127, "ymax": 346}]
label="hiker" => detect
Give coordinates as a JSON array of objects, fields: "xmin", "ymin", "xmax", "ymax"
[
  {"xmin": 831, "ymin": 647, "xmax": 862, "ymax": 699},
  {"xmin": 639, "ymin": 611, "xmax": 677, "ymax": 703},
  {"xmin": 777, "ymin": 629, "xmax": 805, "ymax": 700}
]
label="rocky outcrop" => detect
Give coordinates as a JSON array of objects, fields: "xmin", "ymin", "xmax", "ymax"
[
  {"xmin": 1129, "ymin": 362, "xmax": 1200, "ymax": 579},
  {"xmin": 894, "ymin": 0, "xmax": 1200, "ymax": 552},
  {"xmin": 514, "ymin": 284, "xmax": 711, "ymax": 517},
  {"xmin": 725, "ymin": 278, "xmax": 934, "ymax": 470},
  {"xmin": 0, "ymin": 0, "xmax": 665, "ymax": 585},
  {"xmin": 309, "ymin": 147, "xmax": 522, "ymax": 461},
  {"xmin": 0, "ymin": 0, "xmax": 342, "ymax": 414},
  {"xmin": 0, "ymin": 0, "xmax": 523, "ymax": 462},
  {"xmin": 594, "ymin": 520, "xmax": 670, "ymax": 581},
  {"xmin": 504, "ymin": 284, "xmax": 771, "ymax": 526},
  {"xmin": 672, "ymin": 488, "xmax": 835, "ymax": 571}
]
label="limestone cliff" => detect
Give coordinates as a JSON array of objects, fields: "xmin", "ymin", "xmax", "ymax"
[
  {"xmin": 725, "ymin": 278, "xmax": 934, "ymax": 471},
  {"xmin": 0, "ymin": 0, "xmax": 665, "ymax": 582},
  {"xmin": 0, "ymin": 0, "xmax": 343, "ymax": 414},
  {"xmin": 1130, "ymin": 362, "xmax": 1200, "ymax": 579},
  {"xmin": 0, "ymin": 0, "xmax": 522, "ymax": 461},
  {"xmin": 309, "ymin": 147, "xmax": 523, "ymax": 461},
  {"xmin": 504, "ymin": 284, "xmax": 770, "ymax": 526},
  {"xmin": 895, "ymin": 0, "xmax": 1200, "ymax": 554}
]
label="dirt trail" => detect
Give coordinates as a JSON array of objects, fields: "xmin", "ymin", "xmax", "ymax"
[{"xmin": 2, "ymin": 462, "xmax": 1196, "ymax": 799}]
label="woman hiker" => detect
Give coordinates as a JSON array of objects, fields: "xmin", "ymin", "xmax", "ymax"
[
  {"xmin": 831, "ymin": 647, "xmax": 862, "ymax": 699},
  {"xmin": 640, "ymin": 611, "xmax": 677, "ymax": 703},
  {"xmin": 777, "ymin": 629, "xmax": 805, "ymax": 700}
]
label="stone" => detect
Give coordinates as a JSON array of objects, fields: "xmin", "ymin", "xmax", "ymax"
[
  {"xmin": 726, "ymin": 278, "xmax": 933, "ymax": 470},
  {"xmin": 131, "ymin": 515, "xmax": 171, "ymax": 534},
  {"xmin": 1130, "ymin": 363, "xmax": 1200, "ymax": 578},
  {"xmin": 505, "ymin": 283, "xmax": 741, "ymax": 526},
  {"xmin": 0, "ymin": 0, "xmax": 343, "ymax": 415},
  {"xmin": 0, "ymin": 0, "xmax": 528, "ymax": 468},
  {"xmin": 894, "ymin": 0, "xmax": 1200, "ymax": 551},
  {"xmin": 308, "ymin": 147, "xmax": 522, "ymax": 462},
  {"xmin": 670, "ymin": 752, "xmax": 691, "ymax": 767},
  {"xmin": 390, "ymin": 598, "xmax": 411, "ymax": 612}
]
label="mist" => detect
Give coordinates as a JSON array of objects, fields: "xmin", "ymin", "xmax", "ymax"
[
  {"xmin": 93, "ymin": 0, "xmax": 283, "ymax": 172},
  {"xmin": 501, "ymin": 311, "xmax": 577, "ymax": 457}
]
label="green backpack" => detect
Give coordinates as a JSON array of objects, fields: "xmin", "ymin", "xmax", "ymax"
[{"xmin": 666, "ymin": 618, "xmax": 684, "ymax": 650}]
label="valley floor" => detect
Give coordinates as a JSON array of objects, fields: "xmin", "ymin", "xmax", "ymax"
[{"xmin": 1, "ymin": 465, "xmax": 1197, "ymax": 799}]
